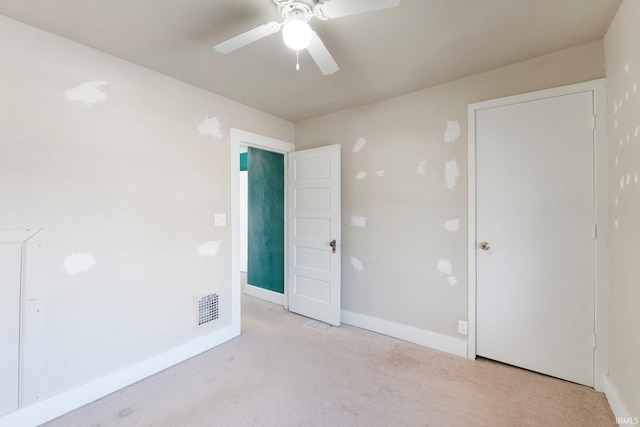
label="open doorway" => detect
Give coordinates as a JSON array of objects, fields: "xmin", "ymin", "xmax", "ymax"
[
  {"xmin": 239, "ymin": 145, "xmax": 285, "ymax": 305},
  {"xmin": 230, "ymin": 129, "xmax": 294, "ymax": 321},
  {"xmin": 230, "ymin": 129, "xmax": 343, "ymax": 327}
]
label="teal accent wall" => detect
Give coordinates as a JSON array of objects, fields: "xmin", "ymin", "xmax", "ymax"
[
  {"xmin": 247, "ymin": 147, "xmax": 284, "ymax": 294},
  {"xmin": 239, "ymin": 152, "xmax": 247, "ymax": 171}
]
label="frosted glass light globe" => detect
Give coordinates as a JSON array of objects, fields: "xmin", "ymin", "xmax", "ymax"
[{"xmin": 282, "ymin": 19, "xmax": 312, "ymax": 50}]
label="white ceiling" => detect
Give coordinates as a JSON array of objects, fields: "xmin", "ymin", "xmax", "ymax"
[{"xmin": 0, "ymin": 0, "xmax": 621, "ymax": 122}]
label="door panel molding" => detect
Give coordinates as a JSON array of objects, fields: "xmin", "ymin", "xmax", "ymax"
[
  {"xmin": 467, "ymin": 79, "xmax": 608, "ymax": 390},
  {"xmin": 288, "ymin": 144, "xmax": 342, "ymax": 326}
]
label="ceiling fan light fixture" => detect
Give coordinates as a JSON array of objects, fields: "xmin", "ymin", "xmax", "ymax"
[
  {"xmin": 216, "ymin": 0, "xmax": 401, "ymax": 75},
  {"xmin": 282, "ymin": 18, "xmax": 312, "ymax": 50}
]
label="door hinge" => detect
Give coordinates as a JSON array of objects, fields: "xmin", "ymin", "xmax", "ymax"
[
  {"xmin": 592, "ymin": 334, "xmax": 597, "ymax": 349},
  {"xmin": 591, "ymin": 115, "xmax": 596, "ymax": 130},
  {"xmin": 593, "ymin": 224, "xmax": 597, "ymax": 239}
]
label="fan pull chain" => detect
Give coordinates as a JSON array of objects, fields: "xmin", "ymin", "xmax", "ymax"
[{"xmin": 296, "ymin": 50, "xmax": 300, "ymax": 70}]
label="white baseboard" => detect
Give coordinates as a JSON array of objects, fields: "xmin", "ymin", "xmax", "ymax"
[
  {"xmin": 245, "ymin": 284, "xmax": 284, "ymax": 306},
  {"xmin": 605, "ymin": 375, "xmax": 633, "ymax": 422},
  {"xmin": 341, "ymin": 310, "xmax": 467, "ymax": 358},
  {"xmin": 0, "ymin": 325, "xmax": 239, "ymax": 427}
]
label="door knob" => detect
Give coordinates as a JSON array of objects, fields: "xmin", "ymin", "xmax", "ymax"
[
  {"xmin": 479, "ymin": 241, "xmax": 490, "ymax": 251},
  {"xmin": 329, "ymin": 239, "xmax": 337, "ymax": 253}
]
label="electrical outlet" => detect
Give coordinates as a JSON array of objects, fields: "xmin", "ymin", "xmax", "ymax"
[
  {"xmin": 458, "ymin": 320, "xmax": 468, "ymax": 335},
  {"xmin": 214, "ymin": 213, "xmax": 227, "ymax": 227}
]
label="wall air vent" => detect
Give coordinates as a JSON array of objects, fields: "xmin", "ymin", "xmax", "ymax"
[{"xmin": 196, "ymin": 293, "xmax": 219, "ymax": 326}]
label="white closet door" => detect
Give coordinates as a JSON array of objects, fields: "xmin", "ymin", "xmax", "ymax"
[{"xmin": 476, "ymin": 90, "xmax": 595, "ymax": 386}]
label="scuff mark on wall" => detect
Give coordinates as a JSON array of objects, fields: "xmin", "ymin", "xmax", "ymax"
[
  {"xmin": 444, "ymin": 121, "xmax": 461, "ymax": 143},
  {"xmin": 444, "ymin": 218, "xmax": 460, "ymax": 232},
  {"xmin": 64, "ymin": 81, "xmax": 108, "ymax": 106},
  {"xmin": 198, "ymin": 116, "xmax": 223, "ymax": 139},
  {"xmin": 445, "ymin": 159, "xmax": 459, "ymax": 189},
  {"xmin": 350, "ymin": 215, "xmax": 367, "ymax": 227},
  {"xmin": 355, "ymin": 171, "xmax": 367, "ymax": 180},
  {"xmin": 350, "ymin": 256, "xmax": 364, "ymax": 272},
  {"xmin": 197, "ymin": 241, "xmax": 221, "ymax": 256},
  {"xmin": 437, "ymin": 258, "xmax": 453, "ymax": 275},
  {"xmin": 375, "ymin": 170, "xmax": 386, "ymax": 177},
  {"xmin": 118, "ymin": 407, "xmax": 133, "ymax": 418},
  {"xmin": 63, "ymin": 252, "xmax": 96, "ymax": 275},
  {"xmin": 417, "ymin": 161, "xmax": 427, "ymax": 175},
  {"xmin": 353, "ymin": 138, "xmax": 367, "ymax": 153},
  {"xmin": 437, "ymin": 258, "xmax": 457, "ymax": 286}
]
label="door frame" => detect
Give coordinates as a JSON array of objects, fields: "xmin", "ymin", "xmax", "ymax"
[
  {"xmin": 230, "ymin": 129, "xmax": 294, "ymax": 329},
  {"xmin": 466, "ymin": 79, "xmax": 608, "ymax": 391}
]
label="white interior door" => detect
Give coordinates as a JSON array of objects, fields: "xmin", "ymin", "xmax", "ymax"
[
  {"xmin": 288, "ymin": 144, "xmax": 341, "ymax": 326},
  {"xmin": 475, "ymin": 90, "xmax": 595, "ymax": 386},
  {"xmin": 0, "ymin": 242, "xmax": 22, "ymax": 415}
]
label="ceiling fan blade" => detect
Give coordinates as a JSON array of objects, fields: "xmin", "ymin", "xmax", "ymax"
[
  {"xmin": 214, "ymin": 22, "xmax": 281, "ymax": 54},
  {"xmin": 315, "ymin": 0, "xmax": 400, "ymax": 19},
  {"xmin": 306, "ymin": 32, "xmax": 339, "ymax": 75}
]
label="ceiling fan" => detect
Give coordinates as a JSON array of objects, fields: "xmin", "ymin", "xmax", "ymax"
[{"xmin": 214, "ymin": 0, "xmax": 400, "ymax": 75}]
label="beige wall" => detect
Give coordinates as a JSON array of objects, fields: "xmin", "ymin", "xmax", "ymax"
[
  {"xmin": 604, "ymin": 0, "xmax": 640, "ymax": 416},
  {"xmin": 296, "ymin": 41, "xmax": 605, "ymax": 341},
  {"xmin": 0, "ymin": 15, "xmax": 292, "ymax": 406},
  {"xmin": 2, "ymin": 5, "xmax": 630, "ymax": 419}
]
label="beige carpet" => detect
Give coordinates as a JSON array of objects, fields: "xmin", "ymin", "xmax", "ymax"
[{"xmin": 43, "ymin": 295, "xmax": 615, "ymax": 427}]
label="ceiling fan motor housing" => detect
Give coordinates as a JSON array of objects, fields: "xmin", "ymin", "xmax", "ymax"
[{"xmin": 274, "ymin": 0, "xmax": 327, "ymax": 22}]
